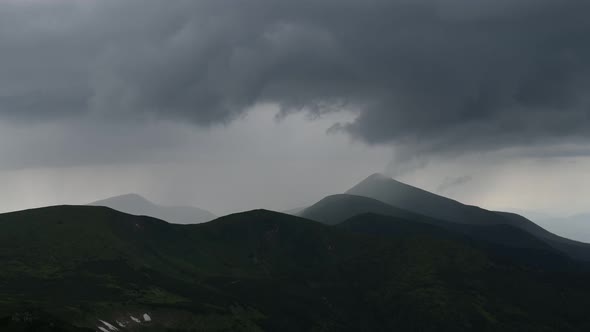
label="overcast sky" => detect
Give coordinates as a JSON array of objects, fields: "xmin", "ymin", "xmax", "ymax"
[{"xmin": 1, "ymin": 0, "xmax": 590, "ymax": 221}]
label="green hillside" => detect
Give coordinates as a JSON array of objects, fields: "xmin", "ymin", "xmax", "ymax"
[{"xmin": 2, "ymin": 206, "xmax": 590, "ymax": 331}]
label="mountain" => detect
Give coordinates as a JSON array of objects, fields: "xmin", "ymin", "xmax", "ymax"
[
  {"xmin": 89, "ymin": 193, "xmax": 216, "ymax": 224},
  {"xmin": 495, "ymin": 212, "xmax": 590, "ymax": 261},
  {"xmin": 347, "ymin": 173, "xmax": 504, "ymax": 225},
  {"xmin": 501, "ymin": 209, "xmax": 590, "ymax": 242},
  {"xmin": 340, "ymin": 173, "xmax": 590, "ymax": 260},
  {"xmin": 0, "ymin": 206, "xmax": 339, "ymax": 331},
  {"xmin": 528, "ymin": 213, "xmax": 590, "ymax": 243},
  {"xmin": 299, "ymin": 194, "xmax": 425, "ymax": 225},
  {"xmin": 300, "ymin": 195, "xmax": 569, "ymax": 263},
  {"xmin": 281, "ymin": 206, "xmax": 308, "ymax": 216},
  {"xmin": 337, "ymin": 213, "xmax": 570, "ymax": 268},
  {"xmin": 4, "ymin": 206, "xmax": 590, "ymax": 331}
]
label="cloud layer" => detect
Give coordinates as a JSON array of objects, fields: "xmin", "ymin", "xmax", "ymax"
[{"xmin": 2, "ymin": 0, "xmax": 590, "ymax": 157}]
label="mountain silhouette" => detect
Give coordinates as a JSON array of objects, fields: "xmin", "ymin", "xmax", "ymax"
[
  {"xmin": 347, "ymin": 173, "xmax": 502, "ymax": 225},
  {"xmin": 300, "ymin": 194, "xmax": 432, "ymax": 225},
  {"xmin": 526, "ymin": 213, "xmax": 590, "ymax": 243},
  {"xmin": 89, "ymin": 193, "xmax": 216, "ymax": 224},
  {"xmin": 298, "ymin": 173, "xmax": 590, "ymax": 260},
  {"xmin": 301, "ymin": 194, "xmax": 567, "ymax": 262}
]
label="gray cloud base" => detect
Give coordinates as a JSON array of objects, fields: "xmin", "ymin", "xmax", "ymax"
[{"xmin": 1, "ymin": 0, "xmax": 590, "ymax": 157}]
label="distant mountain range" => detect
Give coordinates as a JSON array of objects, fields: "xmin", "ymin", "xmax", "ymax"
[{"xmin": 89, "ymin": 193, "xmax": 216, "ymax": 224}]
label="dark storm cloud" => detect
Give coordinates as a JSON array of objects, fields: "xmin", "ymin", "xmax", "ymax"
[{"xmin": 1, "ymin": 0, "xmax": 590, "ymax": 155}]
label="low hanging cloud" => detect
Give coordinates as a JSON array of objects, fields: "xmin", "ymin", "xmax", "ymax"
[{"xmin": 1, "ymin": 0, "xmax": 590, "ymax": 157}]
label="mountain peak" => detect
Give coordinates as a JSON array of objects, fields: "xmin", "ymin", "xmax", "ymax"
[
  {"xmin": 90, "ymin": 193, "xmax": 157, "ymax": 210},
  {"xmin": 347, "ymin": 173, "xmax": 494, "ymax": 225},
  {"xmin": 348, "ymin": 173, "xmax": 415, "ymax": 197},
  {"xmin": 105, "ymin": 193, "xmax": 152, "ymax": 203},
  {"xmin": 358, "ymin": 173, "xmax": 405, "ymax": 186},
  {"xmin": 366, "ymin": 173, "xmax": 390, "ymax": 181},
  {"xmin": 89, "ymin": 193, "xmax": 215, "ymax": 224},
  {"xmin": 115, "ymin": 193, "xmax": 147, "ymax": 199}
]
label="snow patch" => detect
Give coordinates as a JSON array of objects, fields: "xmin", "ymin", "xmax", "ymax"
[
  {"xmin": 130, "ymin": 315, "xmax": 141, "ymax": 323},
  {"xmin": 98, "ymin": 320, "xmax": 119, "ymax": 331},
  {"xmin": 143, "ymin": 313, "xmax": 152, "ymax": 322},
  {"xmin": 116, "ymin": 320, "xmax": 126, "ymax": 327}
]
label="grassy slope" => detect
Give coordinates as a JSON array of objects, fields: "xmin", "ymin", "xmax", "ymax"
[{"xmin": 2, "ymin": 206, "xmax": 590, "ymax": 331}]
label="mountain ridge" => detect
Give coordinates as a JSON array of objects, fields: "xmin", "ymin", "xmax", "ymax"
[
  {"xmin": 300, "ymin": 173, "xmax": 590, "ymax": 260},
  {"xmin": 89, "ymin": 193, "xmax": 216, "ymax": 224},
  {"xmin": 347, "ymin": 173, "xmax": 503, "ymax": 225},
  {"xmin": 4, "ymin": 205, "xmax": 590, "ymax": 331}
]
